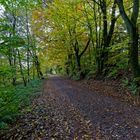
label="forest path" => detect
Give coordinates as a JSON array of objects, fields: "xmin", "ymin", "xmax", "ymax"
[
  {"xmin": 46, "ymin": 76, "xmax": 140, "ymax": 139},
  {"xmin": 1, "ymin": 76, "xmax": 140, "ymax": 140}
]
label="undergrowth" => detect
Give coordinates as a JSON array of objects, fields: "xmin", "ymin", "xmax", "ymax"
[
  {"xmin": 0, "ymin": 79, "xmax": 42, "ymax": 130},
  {"xmin": 122, "ymin": 78, "xmax": 139, "ymax": 95}
]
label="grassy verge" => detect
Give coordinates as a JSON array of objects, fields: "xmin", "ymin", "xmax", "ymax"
[{"xmin": 0, "ymin": 79, "xmax": 42, "ymax": 130}]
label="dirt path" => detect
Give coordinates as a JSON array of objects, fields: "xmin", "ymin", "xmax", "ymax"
[{"xmin": 1, "ymin": 76, "xmax": 140, "ymax": 140}]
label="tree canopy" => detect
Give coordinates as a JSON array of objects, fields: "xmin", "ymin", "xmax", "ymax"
[{"xmin": 0, "ymin": 0, "xmax": 139, "ymax": 82}]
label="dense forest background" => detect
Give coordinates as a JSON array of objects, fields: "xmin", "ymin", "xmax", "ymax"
[
  {"xmin": 0, "ymin": 0, "xmax": 140, "ymax": 84},
  {"xmin": 0, "ymin": 0, "xmax": 139, "ymax": 129}
]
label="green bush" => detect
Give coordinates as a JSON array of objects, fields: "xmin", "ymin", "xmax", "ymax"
[
  {"xmin": 0, "ymin": 79, "xmax": 42, "ymax": 130},
  {"xmin": 129, "ymin": 82, "xmax": 138, "ymax": 95},
  {"xmin": 122, "ymin": 78, "xmax": 129, "ymax": 87},
  {"xmin": 121, "ymin": 78, "xmax": 138, "ymax": 94},
  {"xmin": 107, "ymin": 69, "xmax": 118, "ymax": 78}
]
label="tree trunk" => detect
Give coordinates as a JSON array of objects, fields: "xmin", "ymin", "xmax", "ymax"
[
  {"xmin": 17, "ymin": 49, "xmax": 27, "ymax": 86},
  {"xmin": 26, "ymin": 6, "xmax": 30, "ymax": 82},
  {"xmin": 116, "ymin": 0, "xmax": 140, "ymax": 78},
  {"xmin": 130, "ymin": 27, "xmax": 139, "ymax": 77},
  {"xmin": 34, "ymin": 56, "xmax": 44, "ymax": 79}
]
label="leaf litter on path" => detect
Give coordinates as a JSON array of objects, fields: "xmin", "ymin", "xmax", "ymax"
[{"xmin": 1, "ymin": 76, "xmax": 140, "ymax": 140}]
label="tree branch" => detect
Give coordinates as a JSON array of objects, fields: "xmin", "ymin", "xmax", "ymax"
[
  {"xmin": 107, "ymin": 0, "xmax": 117, "ymax": 44},
  {"xmin": 115, "ymin": 0, "xmax": 132, "ymax": 34},
  {"xmin": 79, "ymin": 39, "xmax": 90, "ymax": 58}
]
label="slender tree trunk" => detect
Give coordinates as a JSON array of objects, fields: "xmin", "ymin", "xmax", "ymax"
[
  {"xmin": 33, "ymin": 61, "xmax": 35, "ymax": 79},
  {"xmin": 12, "ymin": 49, "xmax": 17, "ymax": 85},
  {"xmin": 17, "ymin": 49, "xmax": 27, "ymax": 86},
  {"xmin": 8, "ymin": 12, "xmax": 17, "ymax": 86},
  {"xmin": 25, "ymin": 6, "xmax": 30, "ymax": 82},
  {"xmin": 66, "ymin": 53, "xmax": 73, "ymax": 76}
]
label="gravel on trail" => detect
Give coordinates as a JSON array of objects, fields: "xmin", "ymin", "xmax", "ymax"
[{"xmin": 1, "ymin": 76, "xmax": 140, "ymax": 140}]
